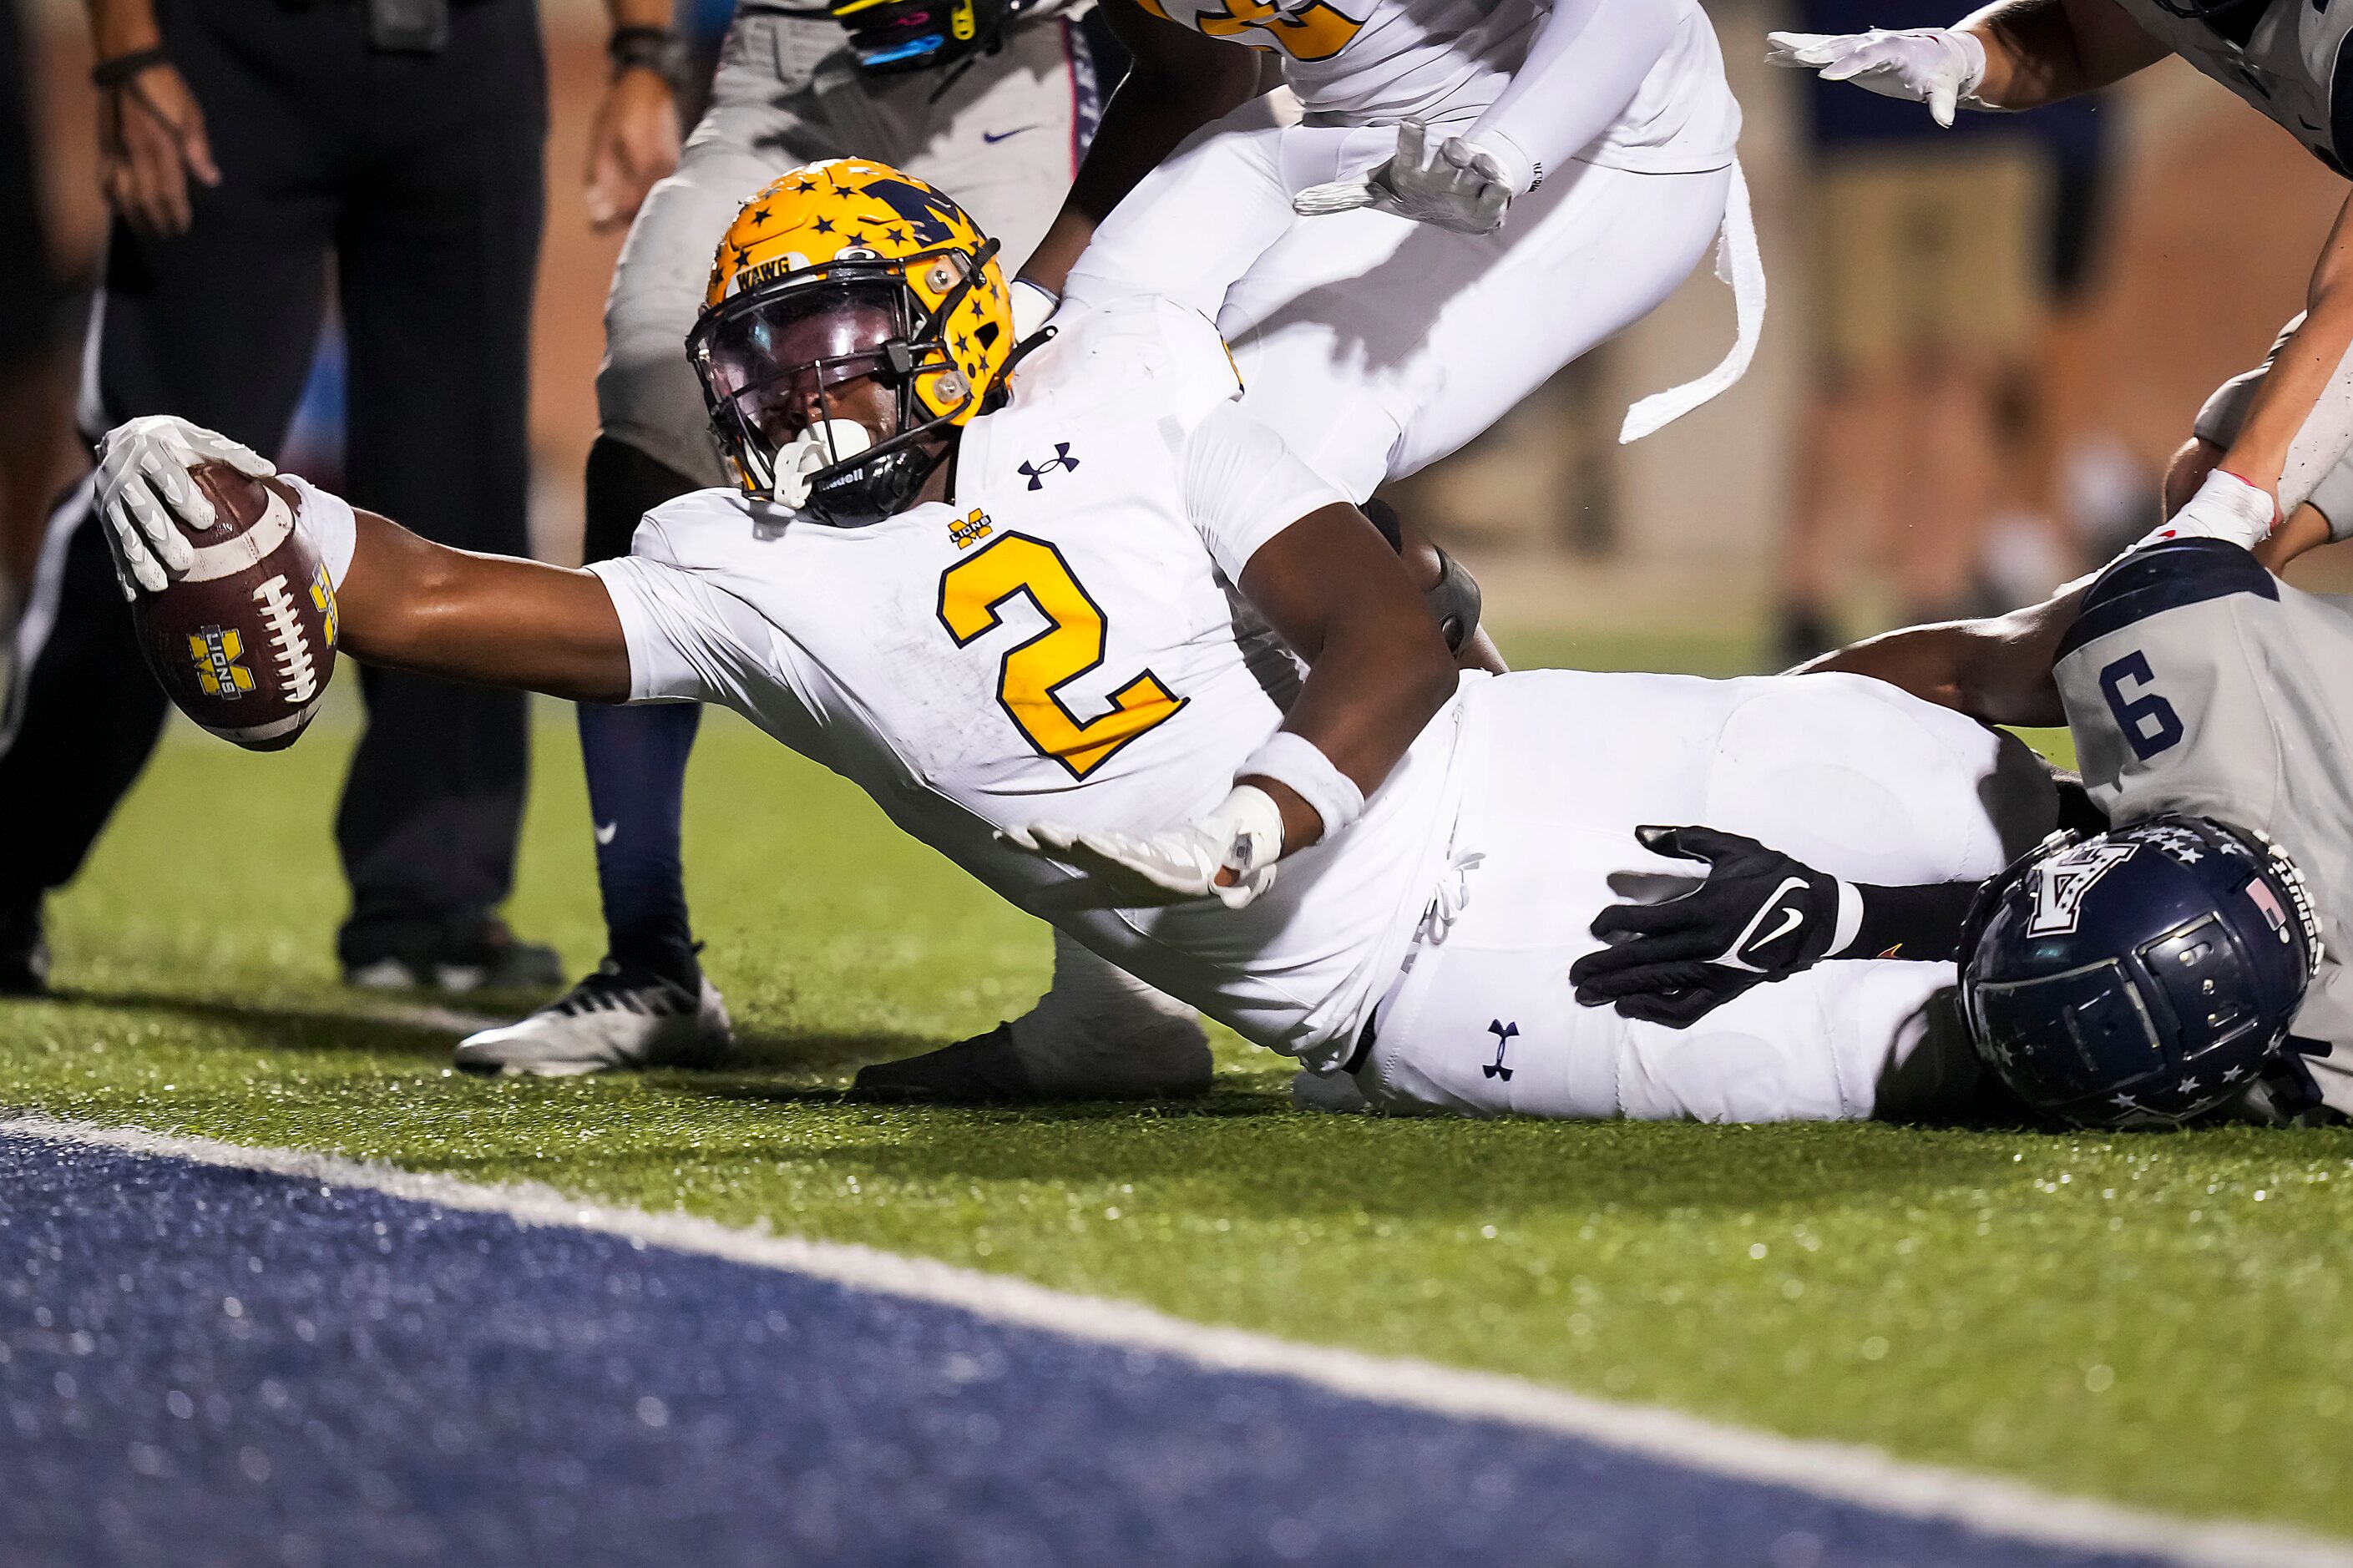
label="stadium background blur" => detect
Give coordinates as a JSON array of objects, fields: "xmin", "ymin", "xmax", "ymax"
[{"xmin": 9, "ymin": 0, "xmax": 2352, "ymax": 656}]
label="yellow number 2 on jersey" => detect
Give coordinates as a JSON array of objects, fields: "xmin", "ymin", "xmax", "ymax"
[{"xmin": 937, "ymin": 534, "xmax": 1188, "ymax": 779}]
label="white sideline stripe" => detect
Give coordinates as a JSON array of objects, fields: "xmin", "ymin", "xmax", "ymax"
[{"xmin": 4, "ymin": 1114, "xmax": 2344, "ymax": 1568}]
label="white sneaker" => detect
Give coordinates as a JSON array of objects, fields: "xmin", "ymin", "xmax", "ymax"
[{"xmin": 453, "ymin": 964, "xmax": 733, "ymax": 1076}]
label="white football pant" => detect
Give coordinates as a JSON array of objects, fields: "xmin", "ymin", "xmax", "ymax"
[
  {"xmin": 1344, "ymin": 670, "xmax": 2059, "ymax": 1121},
  {"xmin": 1065, "ymin": 112, "xmax": 1738, "ymax": 499}
]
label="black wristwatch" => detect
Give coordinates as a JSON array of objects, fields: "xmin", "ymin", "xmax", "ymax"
[{"xmin": 608, "ymin": 25, "xmax": 687, "ymax": 88}]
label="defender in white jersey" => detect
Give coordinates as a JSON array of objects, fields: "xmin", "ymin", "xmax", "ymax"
[
  {"xmin": 1573, "ymin": 536, "xmax": 2353, "ymax": 1127},
  {"xmin": 100, "ymin": 164, "xmax": 2060, "ymax": 1123},
  {"xmin": 1775, "ymin": 0, "xmax": 2353, "ymax": 573},
  {"xmin": 1010, "ymin": 0, "xmax": 1757, "ymax": 502}
]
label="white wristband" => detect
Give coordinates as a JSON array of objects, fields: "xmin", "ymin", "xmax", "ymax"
[
  {"xmin": 1829, "ymin": 880, "xmax": 1865, "ymax": 958},
  {"xmin": 1950, "ymin": 28, "xmax": 1988, "ymax": 99},
  {"xmin": 285, "ymin": 473, "xmax": 358, "ymax": 590},
  {"xmin": 2132, "ymin": 467, "xmax": 2277, "ymax": 555},
  {"xmin": 1238, "ymin": 731, "xmax": 1365, "ymax": 841}
]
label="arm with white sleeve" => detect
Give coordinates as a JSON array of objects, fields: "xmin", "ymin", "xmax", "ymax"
[
  {"xmin": 95, "ymin": 416, "xmax": 639, "ymax": 701},
  {"xmin": 1293, "ymin": 0, "xmax": 1677, "ymax": 233},
  {"xmin": 1009, "ymin": 398, "xmax": 1461, "ymax": 908}
]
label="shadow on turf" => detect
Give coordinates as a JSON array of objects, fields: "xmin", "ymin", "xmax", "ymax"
[{"xmin": 33, "ymin": 987, "xmax": 473, "ymax": 1062}]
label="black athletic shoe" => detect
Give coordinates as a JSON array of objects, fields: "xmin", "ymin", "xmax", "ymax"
[
  {"xmin": 0, "ymin": 901, "xmax": 48, "ymax": 998},
  {"xmin": 850, "ymin": 1025, "xmax": 1040, "ymax": 1102},
  {"xmin": 343, "ymin": 914, "xmax": 565, "ymax": 995}
]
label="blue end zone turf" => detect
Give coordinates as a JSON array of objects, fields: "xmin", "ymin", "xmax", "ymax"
[{"xmin": 0, "ymin": 1129, "xmax": 2164, "ymax": 1568}]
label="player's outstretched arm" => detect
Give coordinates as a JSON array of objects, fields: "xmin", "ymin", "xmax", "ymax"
[
  {"xmin": 334, "ymin": 507, "xmax": 634, "ymax": 704},
  {"xmin": 1801, "ymin": 584, "xmax": 2083, "ymax": 730},
  {"xmin": 1765, "ymin": 0, "xmax": 2166, "ymax": 125},
  {"xmin": 1013, "ymin": 0, "xmax": 1263, "ymax": 301},
  {"xmin": 98, "ymin": 416, "xmax": 634, "ymax": 706},
  {"xmin": 1569, "ymin": 827, "xmax": 1984, "ymax": 1027}
]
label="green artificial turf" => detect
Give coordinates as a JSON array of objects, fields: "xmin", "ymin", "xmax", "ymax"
[{"xmin": 3, "ymin": 638, "xmax": 2346, "ymax": 1537}]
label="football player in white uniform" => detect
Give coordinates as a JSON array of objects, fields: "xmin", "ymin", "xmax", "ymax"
[
  {"xmin": 914, "ymin": 0, "xmax": 1764, "ymax": 1100},
  {"xmin": 105, "ymin": 165, "xmax": 2059, "ymax": 1123},
  {"xmin": 1569, "ymin": 528, "xmax": 2353, "ymax": 1127},
  {"xmin": 461, "ymin": 0, "xmax": 1126, "ymax": 1075},
  {"xmin": 1773, "ymin": 0, "xmax": 2353, "ymax": 569},
  {"xmin": 1017, "ymin": 0, "xmax": 1758, "ymax": 492}
]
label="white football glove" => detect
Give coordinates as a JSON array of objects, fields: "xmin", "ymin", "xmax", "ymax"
[
  {"xmin": 1010, "ymin": 278, "xmax": 1060, "ymax": 340},
  {"xmin": 94, "ymin": 414, "xmax": 276, "ymax": 598},
  {"xmin": 1292, "ymin": 120, "xmax": 1521, "ymax": 235},
  {"xmin": 1005, "ymin": 784, "xmax": 1285, "ymax": 910},
  {"xmin": 1764, "ymin": 28, "xmax": 1988, "ymax": 128},
  {"xmin": 2138, "ymin": 468, "xmax": 2279, "ymax": 553}
]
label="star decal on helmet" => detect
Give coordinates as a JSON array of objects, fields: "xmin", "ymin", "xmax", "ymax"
[
  {"xmin": 813, "ymin": 217, "xmax": 834, "ymax": 235},
  {"xmin": 789, "ymin": 177, "xmax": 816, "ymax": 193},
  {"xmin": 750, "ymin": 206, "xmax": 771, "ymax": 226}
]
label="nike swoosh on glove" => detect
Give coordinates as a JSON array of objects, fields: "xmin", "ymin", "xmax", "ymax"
[
  {"xmin": 1004, "ymin": 784, "xmax": 1283, "ymax": 910},
  {"xmin": 1568, "ymin": 824, "xmax": 1845, "ymax": 1029},
  {"xmin": 1764, "ymin": 28, "xmax": 1987, "ymax": 128},
  {"xmin": 1291, "ymin": 119, "xmax": 1518, "ymax": 235},
  {"xmin": 94, "ymin": 414, "xmax": 277, "ymax": 598}
]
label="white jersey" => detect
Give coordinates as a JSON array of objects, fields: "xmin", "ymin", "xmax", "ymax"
[
  {"xmin": 587, "ymin": 297, "xmax": 1465, "ymax": 1067},
  {"xmin": 2112, "ymin": 0, "xmax": 2353, "ymax": 175},
  {"xmin": 1131, "ymin": 0, "xmax": 1739, "ymax": 173}
]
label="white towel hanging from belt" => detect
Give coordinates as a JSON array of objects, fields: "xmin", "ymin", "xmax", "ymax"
[{"xmin": 1618, "ymin": 158, "xmax": 1766, "ymax": 444}]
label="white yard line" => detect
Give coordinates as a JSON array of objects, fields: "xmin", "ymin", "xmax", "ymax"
[{"xmin": 5, "ymin": 1111, "xmax": 2344, "ymax": 1568}]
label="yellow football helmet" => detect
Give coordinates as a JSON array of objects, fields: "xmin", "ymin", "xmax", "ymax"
[{"xmin": 687, "ymin": 159, "xmax": 1018, "ymax": 524}]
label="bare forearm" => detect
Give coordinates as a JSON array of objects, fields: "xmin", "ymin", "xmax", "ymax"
[
  {"xmin": 1238, "ymin": 504, "xmax": 1459, "ymax": 848},
  {"xmin": 604, "ymin": 0, "xmax": 671, "ymax": 28},
  {"xmin": 1804, "ymin": 589, "xmax": 2082, "ymax": 728},
  {"xmin": 2221, "ymin": 195, "xmax": 2353, "ymax": 500},
  {"xmin": 85, "ymin": 0, "xmax": 160, "ymax": 57},
  {"xmin": 337, "ymin": 510, "xmax": 632, "ymax": 702},
  {"xmin": 1959, "ymin": 0, "xmax": 2164, "ymax": 108}
]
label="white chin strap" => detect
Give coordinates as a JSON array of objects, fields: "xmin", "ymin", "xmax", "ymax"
[{"xmin": 774, "ymin": 418, "xmax": 873, "ymax": 508}]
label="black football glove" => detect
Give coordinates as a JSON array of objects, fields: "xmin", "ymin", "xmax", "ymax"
[{"xmin": 1569, "ymin": 825, "xmax": 1844, "ymax": 1029}]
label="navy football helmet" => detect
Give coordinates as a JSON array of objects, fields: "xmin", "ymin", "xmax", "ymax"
[{"xmin": 1961, "ymin": 815, "xmax": 2325, "ymax": 1128}]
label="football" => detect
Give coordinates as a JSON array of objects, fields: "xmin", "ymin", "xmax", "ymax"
[{"xmin": 130, "ymin": 461, "xmax": 338, "ymax": 751}]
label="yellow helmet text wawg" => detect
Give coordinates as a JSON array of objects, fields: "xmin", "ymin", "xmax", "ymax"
[{"xmin": 686, "ymin": 159, "xmax": 1019, "ymax": 526}]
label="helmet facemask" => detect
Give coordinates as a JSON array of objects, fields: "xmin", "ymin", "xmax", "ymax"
[{"xmin": 689, "ymin": 240, "xmax": 1000, "ymax": 528}]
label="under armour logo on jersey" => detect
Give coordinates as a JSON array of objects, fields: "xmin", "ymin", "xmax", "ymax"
[
  {"xmin": 1482, "ymin": 1019, "xmax": 1517, "ymax": 1081},
  {"xmin": 1018, "ymin": 443, "xmax": 1079, "ymax": 489}
]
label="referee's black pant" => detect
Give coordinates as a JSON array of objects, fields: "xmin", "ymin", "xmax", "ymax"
[{"xmin": 0, "ymin": 0, "xmax": 545, "ymax": 966}]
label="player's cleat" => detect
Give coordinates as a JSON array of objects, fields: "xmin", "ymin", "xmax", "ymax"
[
  {"xmin": 452, "ymin": 962, "xmax": 733, "ymax": 1076},
  {"xmin": 343, "ymin": 914, "xmax": 566, "ymax": 995},
  {"xmin": 0, "ymin": 901, "xmax": 49, "ymax": 998},
  {"xmin": 851, "ymin": 1019, "xmax": 1213, "ymax": 1102}
]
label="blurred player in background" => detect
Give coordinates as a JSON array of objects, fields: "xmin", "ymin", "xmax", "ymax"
[
  {"xmin": 0, "ymin": 0, "xmax": 72, "ymax": 652},
  {"xmin": 1773, "ymin": 0, "xmax": 2115, "ymax": 666},
  {"xmin": 101, "ymin": 164, "xmax": 2059, "ymax": 1125},
  {"xmin": 0, "ymin": 0, "xmax": 558, "ymax": 997},
  {"xmin": 454, "ymin": 0, "xmax": 1130, "ymax": 1073},
  {"xmin": 1771, "ymin": 0, "xmax": 2353, "ymax": 582}
]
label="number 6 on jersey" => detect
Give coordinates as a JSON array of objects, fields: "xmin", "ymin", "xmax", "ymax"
[{"xmin": 938, "ymin": 534, "xmax": 1187, "ymax": 778}]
